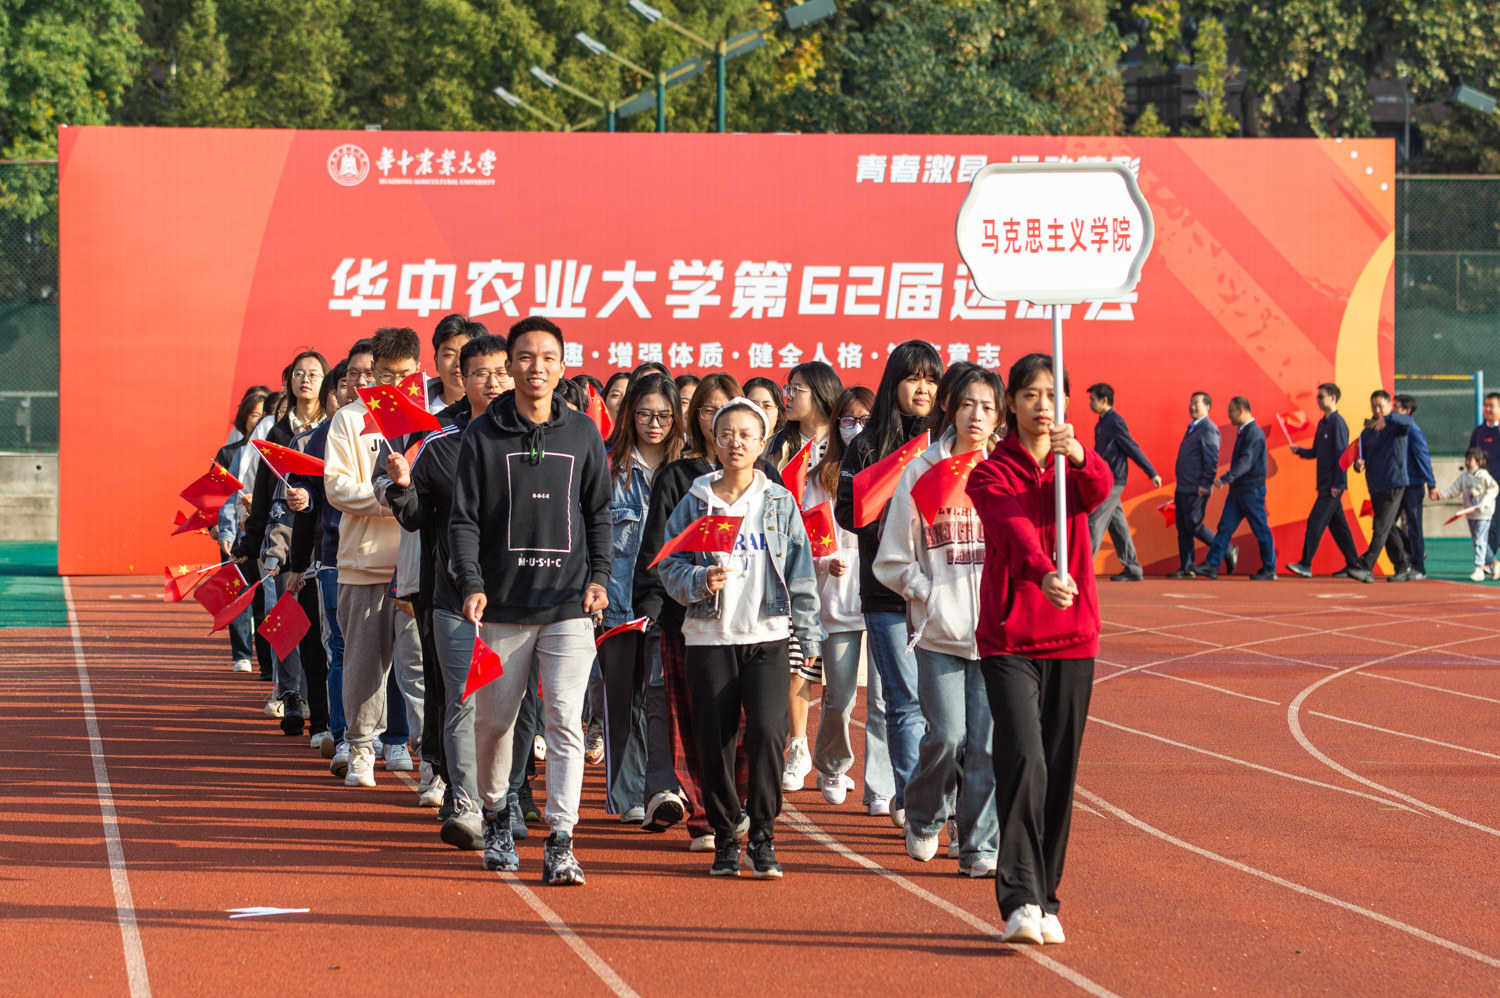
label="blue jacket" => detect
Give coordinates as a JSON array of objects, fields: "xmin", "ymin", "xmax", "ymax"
[
  {"xmin": 1293, "ymin": 411, "xmax": 1348, "ymax": 493},
  {"xmin": 1404, "ymin": 421, "xmax": 1435, "ymax": 490},
  {"xmin": 1218, "ymin": 419, "xmax": 1267, "ymax": 495},
  {"xmin": 604, "ymin": 456, "xmax": 655, "ymax": 628},
  {"xmin": 1174, "ymin": 417, "xmax": 1220, "ymax": 494},
  {"xmin": 658, "ymin": 473, "xmax": 822, "ymax": 657},
  {"xmin": 1360, "ymin": 412, "xmax": 1412, "ymax": 493},
  {"xmin": 1094, "ymin": 408, "xmax": 1157, "ymax": 485}
]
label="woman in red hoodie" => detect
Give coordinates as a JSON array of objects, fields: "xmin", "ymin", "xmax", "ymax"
[{"xmin": 965, "ymin": 353, "xmax": 1113, "ymax": 947}]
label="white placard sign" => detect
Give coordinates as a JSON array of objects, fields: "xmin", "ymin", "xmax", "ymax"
[{"xmin": 954, "ymin": 162, "xmax": 1154, "ymax": 306}]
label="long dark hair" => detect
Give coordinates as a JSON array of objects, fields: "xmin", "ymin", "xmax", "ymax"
[
  {"xmin": 815, "ymin": 386, "xmax": 875, "ymax": 498},
  {"xmin": 865, "ymin": 340, "xmax": 943, "ymax": 460},
  {"xmin": 683, "ymin": 373, "xmax": 744, "ymax": 459},
  {"xmin": 743, "ymin": 377, "xmax": 786, "ymax": 435},
  {"xmin": 1005, "ymin": 353, "xmax": 1070, "ymax": 432},
  {"xmin": 607, "ymin": 373, "xmax": 682, "ymax": 482},
  {"xmin": 234, "ymin": 391, "xmax": 269, "ymax": 438},
  {"xmin": 933, "ymin": 364, "xmax": 1005, "ymax": 441},
  {"xmin": 778, "ymin": 361, "xmax": 843, "ymax": 462},
  {"xmin": 287, "ymin": 349, "xmax": 331, "ymax": 421}
]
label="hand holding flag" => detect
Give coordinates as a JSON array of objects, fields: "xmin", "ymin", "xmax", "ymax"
[
  {"xmin": 596, "ymin": 617, "xmax": 650, "ymax": 648},
  {"xmin": 909, "ymin": 449, "xmax": 984, "ymax": 526},
  {"xmin": 1274, "ymin": 411, "xmax": 1309, "ymax": 447},
  {"xmin": 462, "ymin": 624, "xmax": 504, "ymax": 702},
  {"xmin": 357, "ymin": 385, "xmax": 441, "ymax": 439},
  {"xmin": 801, "ymin": 501, "xmax": 839, "ymax": 558},
  {"xmin": 179, "ymin": 462, "xmax": 243, "ymax": 512},
  {"xmin": 258, "ymin": 588, "xmax": 312, "ymax": 659},
  {"xmin": 852, "ymin": 432, "xmax": 931, "ymax": 527},
  {"xmin": 648, "ymin": 515, "xmax": 744, "ymax": 568}
]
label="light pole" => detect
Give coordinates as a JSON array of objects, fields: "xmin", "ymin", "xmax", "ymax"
[
  {"xmin": 492, "ymin": 85, "xmax": 565, "ymax": 131},
  {"xmin": 576, "ymin": 31, "xmax": 701, "ymax": 132},
  {"xmin": 531, "ymin": 65, "xmax": 650, "ymax": 132}
]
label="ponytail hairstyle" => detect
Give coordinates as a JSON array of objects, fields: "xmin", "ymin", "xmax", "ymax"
[
  {"xmin": 865, "ymin": 340, "xmax": 943, "ymax": 460},
  {"xmin": 1005, "ymin": 353, "xmax": 1070, "ymax": 432},
  {"xmin": 815, "ymin": 385, "xmax": 875, "ymax": 498},
  {"xmin": 778, "ymin": 360, "xmax": 844, "ymax": 461},
  {"xmin": 932, "ymin": 364, "xmax": 1005, "ymax": 441},
  {"xmin": 606, "ymin": 372, "xmax": 683, "ymax": 483},
  {"xmin": 683, "ymin": 372, "xmax": 745, "ymax": 459}
]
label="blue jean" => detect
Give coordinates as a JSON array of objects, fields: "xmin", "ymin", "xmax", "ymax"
[
  {"xmin": 864, "ymin": 612, "xmax": 923, "ymax": 809},
  {"xmin": 1471, "ymin": 518, "xmax": 1493, "ymax": 567},
  {"xmin": 907, "ymin": 648, "xmax": 998, "ymax": 867},
  {"xmin": 229, "ymin": 606, "xmax": 254, "ymax": 663},
  {"xmin": 317, "ymin": 570, "xmax": 345, "ymax": 740},
  {"xmin": 1203, "ymin": 486, "xmax": 1275, "ymax": 571},
  {"xmin": 812, "ymin": 630, "xmax": 895, "ymax": 803}
]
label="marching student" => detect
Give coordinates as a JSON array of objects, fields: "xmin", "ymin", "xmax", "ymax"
[
  {"xmin": 1168, "ymin": 392, "xmax": 1221, "ymax": 579},
  {"xmin": 448, "ymin": 317, "xmax": 611, "ymax": 885},
  {"xmin": 834, "ymin": 340, "xmax": 943, "ymax": 826},
  {"xmin": 966, "ymin": 353, "xmax": 1113, "ymax": 946},
  {"xmin": 598, "ymin": 372, "xmax": 686, "ymax": 828},
  {"xmin": 744, "ymin": 377, "xmax": 787, "ymax": 436},
  {"xmin": 676, "ymin": 374, "xmax": 701, "ymax": 423},
  {"xmin": 325, "ymin": 327, "xmax": 426, "ymax": 790},
  {"xmin": 806, "ymin": 387, "xmax": 894, "ymax": 809},
  {"xmin": 1285, "ymin": 382, "xmax": 1360, "ymax": 578},
  {"xmin": 876, "ymin": 364, "xmax": 1002, "ymax": 878},
  {"xmin": 1391, "ymin": 394, "xmax": 1435, "ymax": 581},
  {"xmin": 603, "ymin": 372, "xmax": 630, "ymax": 419},
  {"xmin": 1348, "ymin": 390, "xmax": 1414, "ymax": 583},
  {"xmin": 1192, "ymin": 397, "xmax": 1275, "ymax": 580},
  {"xmin": 1085, "ymin": 383, "xmax": 1160, "ymax": 581},
  {"xmin": 1431, "ymin": 448, "xmax": 1499, "ymax": 580},
  {"xmin": 658, "ymin": 398, "xmax": 821, "ymax": 879},
  {"xmin": 216, "ymin": 390, "xmax": 267, "ymax": 674},
  {"xmin": 430, "ymin": 313, "xmax": 475, "ymax": 409}
]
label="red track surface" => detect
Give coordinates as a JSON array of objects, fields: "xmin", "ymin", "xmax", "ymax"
[{"xmin": 7, "ymin": 575, "xmax": 1500, "ymax": 997}]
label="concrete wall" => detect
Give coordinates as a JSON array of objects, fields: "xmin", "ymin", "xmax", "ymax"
[{"xmin": 0, "ymin": 453, "xmax": 57, "ymax": 541}]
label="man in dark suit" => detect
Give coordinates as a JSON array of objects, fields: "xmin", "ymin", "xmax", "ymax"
[
  {"xmin": 1192, "ymin": 396, "xmax": 1275, "ymax": 580},
  {"xmin": 1391, "ymin": 394, "xmax": 1435, "ymax": 580},
  {"xmin": 1169, "ymin": 391, "xmax": 1226, "ymax": 579},
  {"xmin": 1285, "ymin": 382, "xmax": 1360, "ymax": 578},
  {"xmin": 1348, "ymin": 390, "xmax": 1413, "ymax": 583},
  {"xmin": 1087, "ymin": 382, "xmax": 1161, "ymax": 581}
]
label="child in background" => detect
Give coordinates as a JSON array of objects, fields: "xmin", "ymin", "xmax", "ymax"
[{"xmin": 1430, "ymin": 447, "xmax": 1498, "ymax": 581}]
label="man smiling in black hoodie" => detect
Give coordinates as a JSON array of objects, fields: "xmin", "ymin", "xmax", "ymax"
[{"xmin": 448, "ymin": 316, "xmax": 611, "ymax": 885}]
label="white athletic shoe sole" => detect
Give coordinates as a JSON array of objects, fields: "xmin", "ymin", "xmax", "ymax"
[
  {"xmin": 905, "ymin": 826, "xmax": 939, "ymax": 862},
  {"xmin": 1001, "ymin": 904, "xmax": 1045, "ymax": 945},
  {"xmin": 1040, "ymin": 912, "xmax": 1065, "ymax": 944}
]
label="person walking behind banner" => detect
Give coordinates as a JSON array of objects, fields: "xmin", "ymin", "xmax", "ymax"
[
  {"xmin": 1285, "ymin": 383, "xmax": 1361, "ymax": 578},
  {"xmin": 1085, "ymin": 383, "xmax": 1160, "ymax": 581},
  {"xmin": 448, "ymin": 317, "xmax": 611, "ymax": 885},
  {"xmin": 1168, "ymin": 392, "xmax": 1223, "ymax": 579},
  {"xmin": 967, "ymin": 353, "xmax": 1112, "ymax": 946},
  {"xmin": 1432, "ymin": 448, "xmax": 1499, "ymax": 580},
  {"xmin": 1192, "ymin": 397, "xmax": 1275, "ymax": 580},
  {"xmin": 326, "ymin": 327, "xmax": 425, "ymax": 790},
  {"xmin": 876, "ymin": 365, "xmax": 1003, "ymax": 878},
  {"xmin": 835, "ymin": 340, "xmax": 943, "ymax": 826},
  {"xmin": 1391, "ymin": 395, "xmax": 1435, "ymax": 581},
  {"xmin": 1348, "ymin": 390, "xmax": 1414, "ymax": 583},
  {"xmin": 1467, "ymin": 393, "xmax": 1500, "ymax": 577},
  {"xmin": 216, "ymin": 390, "xmax": 267, "ymax": 673},
  {"xmin": 658, "ymin": 398, "xmax": 821, "ymax": 880}
]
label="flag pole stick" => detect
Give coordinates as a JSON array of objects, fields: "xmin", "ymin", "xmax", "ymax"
[{"xmin": 1053, "ymin": 308, "xmax": 1068, "ymax": 586}]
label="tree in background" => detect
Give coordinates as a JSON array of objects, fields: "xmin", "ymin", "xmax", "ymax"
[{"xmin": 1186, "ymin": 16, "xmax": 1236, "ymax": 137}]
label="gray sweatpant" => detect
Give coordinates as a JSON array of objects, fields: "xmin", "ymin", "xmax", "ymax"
[
  {"xmin": 475, "ymin": 617, "xmax": 593, "ymax": 836},
  {"xmin": 1089, "ymin": 483, "xmax": 1140, "ymax": 572},
  {"xmin": 337, "ymin": 582, "xmax": 423, "ymax": 751}
]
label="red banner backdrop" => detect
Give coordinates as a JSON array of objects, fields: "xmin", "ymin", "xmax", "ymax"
[{"xmin": 58, "ymin": 127, "xmax": 1394, "ymax": 575}]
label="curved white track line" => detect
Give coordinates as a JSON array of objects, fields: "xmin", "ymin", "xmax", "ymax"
[{"xmin": 1364, "ymin": 672, "xmax": 1500, "ymax": 705}]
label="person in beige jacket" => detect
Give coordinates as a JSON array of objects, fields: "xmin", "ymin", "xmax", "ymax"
[
  {"xmin": 326, "ymin": 328, "xmax": 426, "ymax": 790},
  {"xmin": 873, "ymin": 365, "xmax": 1004, "ymax": 877}
]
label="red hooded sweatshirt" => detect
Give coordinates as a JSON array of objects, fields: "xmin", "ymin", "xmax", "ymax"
[{"xmin": 966, "ymin": 430, "xmax": 1114, "ymax": 660}]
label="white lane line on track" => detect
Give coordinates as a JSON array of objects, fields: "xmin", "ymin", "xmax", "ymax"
[
  {"xmin": 1128, "ymin": 668, "xmax": 1281, "ymax": 705},
  {"xmin": 1308, "ymin": 712, "xmax": 1500, "ymax": 761},
  {"xmin": 1363, "ymin": 671, "xmax": 1500, "ymax": 705},
  {"xmin": 62, "ymin": 578, "xmax": 153, "ymax": 998},
  {"xmin": 389, "ymin": 771, "xmax": 640, "ymax": 998},
  {"xmin": 1089, "ymin": 717, "xmax": 1420, "ymax": 812},
  {"xmin": 1075, "ymin": 786, "xmax": 1500, "ymax": 971},
  {"xmin": 779, "ymin": 803, "xmax": 1123, "ymax": 998}
]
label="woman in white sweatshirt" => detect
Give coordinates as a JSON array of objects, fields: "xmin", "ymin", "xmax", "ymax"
[{"xmin": 873, "ymin": 365, "xmax": 1004, "ymax": 877}]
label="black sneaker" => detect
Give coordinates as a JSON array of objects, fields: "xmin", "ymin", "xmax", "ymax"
[
  {"xmin": 1332, "ymin": 567, "xmax": 1351, "ymax": 578},
  {"xmin": 746, "ymin": 835, "xmax": 783, "ymax": 879},
  {"xmin": 542, "ymin": 832, "xmax": 585, "ymax": 885},
  {"xmin": 1387, "ymin": 570, "xmax": 1411, "ymax": 582},
  {"xmin": 1225, "ymin": 544, "xmax": 1239, "ymax": 575},
  {"xmin": 1249, "ymin": 567, "xmax": 1277, "ymax": 581},
  {"xmin": 279, "ymin": 691, "xmax": 304, "ymax": 736},
  {"xmin": 1189, "ymin": 563, "xmax": 1218, "ymax": 580},
  {"xmin": 710, "ymin": 836, "xmax": 741, "ymax": 877},
  {"xmin": 481, "ymin": 808, "xmax": 520, "ymax": 871},
  {"xmin": 517, "ymin": 778, "xmax": 542, "ymax": 823},
  {"xmin": 1166, "ymin": 568, "xmax": 1194, "ymax": 579},
  {"xmin": 1285, "ymin": 561, "xmax": 1312, "ymax": 578},
  {"xmin": 1110, "ymin": 570, "xmax": 1144, "ymax": 582},
  {"xmin": 508, "ymin": 791, "xmax": 529, "ymax": 840}
]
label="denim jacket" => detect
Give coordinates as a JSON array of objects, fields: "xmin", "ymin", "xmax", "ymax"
[
  {"xmin": 604, "ymin": 456, "xmax": 654, "ymax": 627},
  {"xmin": 658, "ymin": 471, "xmax": 824, "ymax": 657}
]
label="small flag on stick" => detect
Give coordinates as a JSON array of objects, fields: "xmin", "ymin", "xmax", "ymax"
[
  {"xmin": 179, "ymin": 462, "xmax": 243, "ymax": 512},
  {"xmin": 1158, "ymin": 500, "xmax": 1176, "ymax": 527},
  {"xmin": 1445, "ymin": 505, "xmax": 1479, "ymax": 526},
  {"xmin": 210, "ymin": 577, "xmax": 265, "ymax": 634},
  {"xmin": 164, "ymin": 562, "xmax": 217, "ymax": 603},
  {"xmin": 1339, "ymin": 437, "xmax": 1362, "ymax": 471},
  {"xmin": 462, "ymin": 625, "xmax": 504, "ymax": 702},
  {"xmin": 252, "ymin": 439, "xmax": 325, "ymax": 478},
  {"xmin": 585, "ymin": 383, "xmax": 615, "ymax": 440},
  {"xmin": 1274, "ymin": 411, "xmax": 1309, "ymax": 447},
  {"xmin": 397, "ymin": 371, "xmax": 430, "ymax": 409},
  {"xmin": 801, "ymin": 501, "xmax": 839, "ymax": 558},
  {"xmin": 596, "ymin": 617, "xmax": 650, "ymax": 647},
  {"xmin": 852, "ymin": 432, "xmax": 930, "ymax": 527},
  {"xmin": 909, "ymin": 449, "xmax": 984, "ymax": 526},
  {"xmin": 647, "ymin": 515, "xmax": 744, "ymax": 568},
  {"xmin": 194, "ymin": 564, "xmax": 248, "ymax": 617},
  {"xmin": 172, "ymin": 508, "xmax": 218, "ymax": 536},
  {"xmin": 1359, "ymin": 498, "xmax": 1373, "ymax": 518},
  {"xmin": 357, "ymin": 385, "xmax": 441, "ymax": 439},
  {"xmin": 781, "ymin": 439, "xmax": 815, "ymax": 506},
  {"xmin": 258, "ymin": 587, "xmax": 312, "ymax": 659}
]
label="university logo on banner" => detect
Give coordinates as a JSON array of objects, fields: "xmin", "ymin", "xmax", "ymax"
[{"xmin": 328, "ymin": 144, "xmax": 370, "ymax": 187}]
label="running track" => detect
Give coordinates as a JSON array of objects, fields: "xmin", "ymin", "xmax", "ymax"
[{"xmin": 7, "ymin": 576, "xmax": 1500, "ymax": 996}]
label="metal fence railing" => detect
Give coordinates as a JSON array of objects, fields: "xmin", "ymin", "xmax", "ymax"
[{"xmin": 0, "ymin": 162, "xmax": 58, "ymax": 453}]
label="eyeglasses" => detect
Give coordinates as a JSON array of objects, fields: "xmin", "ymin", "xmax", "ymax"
[
  {"xmin": 782, "ymin": 384, "xmax": 809, "ymax": 399},
  {"xmin": 635, "ymin": 410, "xmax": 675, "ymax": 426},
  {"xmin": 698, "ymin": 405, "xmax": 724, "ymax": 421},
  {"xmin": 290, "ymin": 369, "xmax": 323, "ymax": 382},
  {"xmin": 466, "ymin": 368, "xmax": 508, "ymax": 384},
  {"xmin": 755, "ymin": 401, "xmax": 779, "ymax": 415},
  {"xmin": 837, "ymin": 415, "xmax": 871, "ymax": 429},
  {"xmin": 375, "ymin": 371, "xmax": 413, "ymax": 386},
  {"xmin": 715, "ymin": 430, "xmax": 764, "ymax": 447},
  {"xmin": 347, "ymin": 368, "xmax": 376, "ymax": 385}
]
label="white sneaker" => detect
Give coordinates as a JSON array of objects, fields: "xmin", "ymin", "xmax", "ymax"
[
  {"xmin": 905, "ymin": 825, "xmax": 939, "ymax": 862},
  {"xmin": 1001, "ymin": 904, "xmax": 1044, "ymax": 945},
  {"xmin": 344, "ymin": 745, "xmax": 376, "ymax": 788},
  {"xmin": 309, "ymin": 731, "xmax": 331, "ymax": 752},
  {"xmin": 1472, "ymin": 567, "xmax": 1487, "ymax": 581},
  {"xmin": 263, "ymin": 695, "xmax": 284, "ymax": 718},
  {"xmin": 891, "ymin": 806, "xmax": 906, "ymax": 829},
  {"xmin": 817, "ymin": 771, "xmax": 847, "ymax": 805},
  {"xmin": 966, "ymin": 857, "xmax": 997, "ymax": 878},
  {"xmin": 1040, "ymin": 912, "xmax": 1065, "ymax": 944},
  {"xmin": 533, "ymin": 734, "xmax": 547, "ymax": 762},
  {"xmin": 328, "ymin": 740, "xmax": 350, "ymax": 777},
  {"xmin": 868, "ymin": 797, "xmax": 891, "ymax": 818},
  {"xmin": 1491, "ymin": 562, "xmax": 1500, "ymax": 581},
  {"xmin": 233, "ymin": 658, "xmax": 253, "ymax": 673},
  {"xmin": 946, "ymin": 817, "xmax": 959, "ymax": 858},
  {"xmin": 620, "ymin": 805, "xmax": 646, "ymax": 824},
  {"xmin": 781, "ymin": 738, "xmax": 812, "ymax": 791},
  {"xmin": 843, "ymin": 774, "xmax": 856, "ymax": 790},
  {"xmin": 372, "ymin": 739, "xmax": 386, "ymax": 761},
  {"xmin": 688, "ymin": 833, "xmax": 716, "ymax": 852},
  {"xmin": 383, "ymin": 742, "xmax": 414, "ymax": 772},
  {"xmin": 417, "ymin": 761, "xmax": 444, "ymax": 808}
]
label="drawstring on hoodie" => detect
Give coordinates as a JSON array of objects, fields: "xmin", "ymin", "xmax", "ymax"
[{"xmin": 527, "ymin": 422, "xmax": 546, "ymax": 464}]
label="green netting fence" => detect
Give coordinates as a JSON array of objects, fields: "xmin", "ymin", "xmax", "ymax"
[{"xmin": 0, "ymin": 162, "xmax": 58, "ymax": 452}]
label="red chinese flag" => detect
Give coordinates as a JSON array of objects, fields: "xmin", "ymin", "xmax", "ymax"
[
  {"xmin": 909, "ymin": 449, "xmax": 984, "ymax": 526},
  {"xmin": 1157, "ymin": 500, "xmax": 1176, "ymax": 528},
  {"xmin": 194, "ymin": 564, "xmax": 247, "ymax": 617},
  {"xmin": 398, "ymin": 371, "xmax": 430, "ymax": 409},
  {"xmin": 357, "ymin": 385, "xmax": 441, "ymax": 439},
  {"xmin": 171, "ymin": 508, "xmax": 217, "ymax": 536},
  {"xmin": 1359, "ymin": 498, "xmax": 1373, "ymax": 518},
  {"xmin": 252, "ymin": 439, "xmax": 325, "ymax": 477},
  {"xmin": 781, "ymin": 439, "xmax": 815, "ymax": 505},
  {"xmin": 179, "ymin": 462, "xmax": 243, "ymax": 512},
  {"xmin": 210, "ymin": 577, "xmax": 264, "ymax": 634},
  {"xmin": 1338, "ymin": 439, "xmax": 1360, "ymax": 471},
  {"xmin": 595, "ymin": 616, "xmax": 650, "ymax": 648},
  {"xmin": 164, "ymin": 562, "xmax": 215, "ymax": 603},
  {"xmin": 647, "ymin": 515, "xmax": 745, "ymax": 568},
  {"xmin": 801, "ymin": 501, "xmax": 839, "ymax": 558},
  {"xmin": 852, "ymin": 432, "xmax": 931, "ymax": 527},
  {"xmin": 462, "ymin": 632, "xmax": 504, "ymax": 702},
  {"xmin": 258, "ymin": 587, "xmax": 312, "ymax": 659},
  {"xmin": 586, "ymin": 383, "xmax": 615, "ymax": 440}
]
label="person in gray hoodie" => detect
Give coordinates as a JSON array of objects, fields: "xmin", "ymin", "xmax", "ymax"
[{"xmin": 874, "ymin": 365, "xmax": 1003, "ymax": 878}]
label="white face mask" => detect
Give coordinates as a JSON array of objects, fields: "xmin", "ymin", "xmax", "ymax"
[{"xmin": 839, "ymin": 423, "xmax": 863, "ymax": 445}]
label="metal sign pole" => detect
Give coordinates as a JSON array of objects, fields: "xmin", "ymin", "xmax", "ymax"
[{"xmin": 1052, "ymin": 309, "xmax": 1068, "ymax": 585}]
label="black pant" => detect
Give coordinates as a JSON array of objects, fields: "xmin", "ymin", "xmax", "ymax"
[
  {"xmin": 415, "ymin": 596, "xmax": 445, "ymax": 773},
  {"xmin": 1174, "ymin": 491, "xmax": 1215, "ymax": 570},
  {"xmin": 1299, "ymin": 491, "xmax": 1360, "ymax": 568},
  {"xmin": 686, "ymin": 640, "xmax": 790, "ymax": 841},
  {"xmin": 598, "ymin": 629, "xmax": 648, "ymax": 814},
  {"xmin": 1395, "ymin": 485, "xmax": 1427, "ymax": 572},
  {"xmin": 982, "ymin": 655, "xmax": 1094, "ymax": 919},
  {"xmin": 294, "ymin": 580, "xmax": 330, "ymax": 732},
  {"xmin": 1359, "ymin": 487, "xmax": 1409, "ymax": 574}
]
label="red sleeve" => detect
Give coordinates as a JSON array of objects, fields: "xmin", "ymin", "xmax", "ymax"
[
  {"xmin": 1074, "ymin": 448, "xmax": 1115, "ymax": 513},
  {"xmin": 968, "ymin": 457, "xmax": 1056, "ymax": 588}
]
